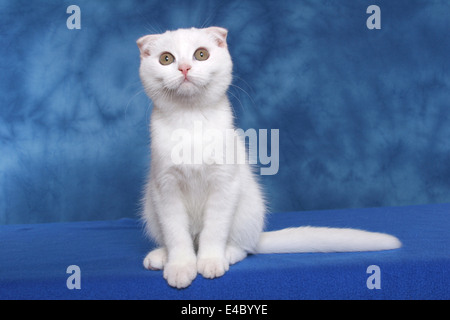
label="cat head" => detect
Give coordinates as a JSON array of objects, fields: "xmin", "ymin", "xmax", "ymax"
[{"xmin": 137, "ymin": 27, "xmax": 233, "ymax": 106}]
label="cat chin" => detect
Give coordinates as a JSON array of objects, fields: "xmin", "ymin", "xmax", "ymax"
[{"xmin": 173, "ymin": 81, "xmax": 202, "ymax": 98}]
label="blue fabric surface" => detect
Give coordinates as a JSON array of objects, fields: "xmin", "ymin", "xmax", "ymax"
[
  {"xmin": 1, "ymin": 203, "xmax": 449, "ymax": 300},
  {"xmin": 1, "ymin": 0, "xmax": 450, "ymax": 224}
]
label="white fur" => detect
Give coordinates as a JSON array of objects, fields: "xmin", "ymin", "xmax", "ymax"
[{"xmin": 137, "ymin": 27, "xmax": 401, "ymax": 289}]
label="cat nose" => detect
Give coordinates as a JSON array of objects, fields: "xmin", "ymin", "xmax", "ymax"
[{"xmin": 178, "ymin": 64, "xmax": 191, "ymax": 76}]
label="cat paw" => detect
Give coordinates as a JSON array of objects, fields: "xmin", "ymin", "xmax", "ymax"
[
  {"xmin": 225, "ymin": 245, "xmax": 247, "ymax": 265},
  {"xmin": 197, "ymin": 256, "xmax": 229, "ymax": 279},
  {"xmin": 163, "ymin": 259, "xmax": 197, "ymax": 289},
  {"xmin": 143, "ymin": 247, "xmax": 167, "ymax": 270}
]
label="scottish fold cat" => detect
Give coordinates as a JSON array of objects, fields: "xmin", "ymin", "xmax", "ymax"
[{"xmin": 137, "ymin": 27, "xmax": 401, "ymax": 289}]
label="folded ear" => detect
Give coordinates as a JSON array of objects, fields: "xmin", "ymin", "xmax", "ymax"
[
  {"xmin": 137, "ymin": 35, "xmax": 158, "ymax": 58},
  {"xmin": 205, "ymin": 26, "xmax": 228, "ymax": 48}
]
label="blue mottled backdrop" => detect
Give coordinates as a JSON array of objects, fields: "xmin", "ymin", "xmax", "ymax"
[{"xmin": 1, "ymin": 0, "xmax": 449, "ymax": 224}]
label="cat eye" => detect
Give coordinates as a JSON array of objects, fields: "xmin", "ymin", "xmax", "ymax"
[
  {"xmin": 194, "ymin": 48, "xmax": 210, "ymax": 61},
  {"xmin": 159, "ymin": 52, "xmax": 175, "ymax": 65}
]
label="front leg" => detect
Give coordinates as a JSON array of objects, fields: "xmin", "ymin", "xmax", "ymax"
[
  {"xmin": 197, "ymin": 179, "xmax": 239, "ymax": 279},
  {"xmin": 153, "ymin": 181, "xmax": 197, "ymax": 289}
]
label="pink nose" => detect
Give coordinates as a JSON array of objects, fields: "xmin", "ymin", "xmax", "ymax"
[{"xmin": 178, "ymin": 64, "xmax": 191, "ymax": 76}]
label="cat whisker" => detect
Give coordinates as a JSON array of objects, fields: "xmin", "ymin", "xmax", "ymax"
[
  {"xmin": 200, "ymin": 13, "xmax": 215, "ymax": 29},
  {"xmin": 144, "ymin": 21, "xmax": 164, "ymax": 35},
  {"xmin": 144, "ymin": 100, "xmax": 153, "ymax": 126},
  {"xmin": 229, "ymin": 82, "xmax": 256, "ymax": 110},
  {"xmin": 227, "ymin": 89, "xmax": 244, "ymax": 116},
  {"xmin": 233, "ymin": 75, "xmax": 256, "ymax": 96},
  {"xmin": 125, "ymin": 88, "xmax": 146, "ymax": 117}
]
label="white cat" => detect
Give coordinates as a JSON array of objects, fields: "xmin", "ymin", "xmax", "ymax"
[{"xmin": 137, "ymin": 27, "xmax": 401, "ymax": 289}]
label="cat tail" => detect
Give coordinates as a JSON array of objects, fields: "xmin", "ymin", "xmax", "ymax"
[{"xmin": 252, "ymin": 227, "xmax": 402, "ymax": 254}]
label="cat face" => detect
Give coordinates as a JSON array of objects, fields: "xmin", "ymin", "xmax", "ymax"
[{"xmin": 137, "ymin": 27, "xmax": 233, "ymax": 105}]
